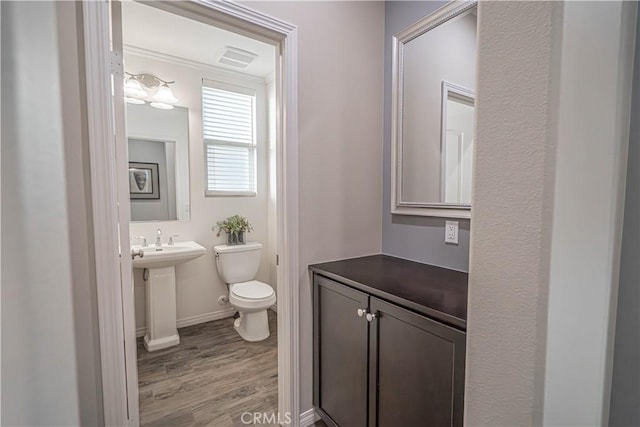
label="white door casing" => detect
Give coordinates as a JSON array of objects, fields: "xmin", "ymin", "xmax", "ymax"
[
  {"xmin": 83, "ymin": 1, "xmax": 130, "ymax": 425},
  {"xmin": 110, "ymin": 2, "xmax": 140, "ymax": 423}
]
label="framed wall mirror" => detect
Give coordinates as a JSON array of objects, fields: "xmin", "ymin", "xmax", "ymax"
[
  {"xmin": 126, "ymin": 103, "xmax": 191, "ymax": 222},
  {"xmin": 391, "ymin": 0, "xmax": 477, "ymax": 218}
]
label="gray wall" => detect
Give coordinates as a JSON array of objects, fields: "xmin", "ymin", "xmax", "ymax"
[
  {"xmin": 126, "ymin": 103, "xmax": 190, "ymax": 221},
  {"xmin": 382, "ymin": 1, "xmax": 470, "ymax": 272},
  {"xmin": 609, "ymin": 6, "xmax": 640, "ymax": 425},
  {"xmin": 129, "ymin": 139, "xmax": 175, "ymax": 221}
]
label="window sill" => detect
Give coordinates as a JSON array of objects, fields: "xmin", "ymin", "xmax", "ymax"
[{"xmin": 205, "ymin": 191, "xmax": 257, "ymax": 198}]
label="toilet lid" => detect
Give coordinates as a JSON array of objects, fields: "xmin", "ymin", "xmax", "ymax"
[{"xmin": 231, "ymin": 281, "xmax": 274, "ymax": 299}]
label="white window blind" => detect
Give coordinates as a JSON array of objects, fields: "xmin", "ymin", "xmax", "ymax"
[{"xmin": 203, "ymin": 80, "xmax": 257, "ymax": 196}]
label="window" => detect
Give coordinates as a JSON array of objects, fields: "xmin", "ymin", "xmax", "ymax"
[{"xmin": 203, "ymin": 80, "xmax": 257, "ymax": 196}]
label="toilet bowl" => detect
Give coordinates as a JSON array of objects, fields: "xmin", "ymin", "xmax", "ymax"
[
  {"xmin": 229, "ymin": 280, "xmax": 276, "ymax": 341},
  {"xmin": 214, "ymin": 242, "xmax": 276, "ymax": 342}
]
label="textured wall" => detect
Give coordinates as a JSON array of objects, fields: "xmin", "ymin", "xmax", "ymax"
[
  {"xmin": 464, "ymin": 2, "xmax": 561, "ymax": 425},
  {"xmin": 382, "ymin": 1, "xmax": 470, "ymax": 272},
  {"xmin": 467, "ymin": 1, "xmax": 637, "ymax": 425},
  {"xmin": 609, "ymin": 7, "xmax": 640, "ymax": 426}
]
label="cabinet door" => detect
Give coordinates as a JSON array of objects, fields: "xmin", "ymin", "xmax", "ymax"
[
  {"xmin": 368, "ymin": 297, "xmax": 466, "ymax": 427},
  {"xmin": 314, "ymin": 275, "xmax": 369, "ymax": 427}
]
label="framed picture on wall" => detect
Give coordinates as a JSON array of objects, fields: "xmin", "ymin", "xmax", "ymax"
[{"xmin": 129, "ymin": 162, "xmax": 160, "ymax": 200}]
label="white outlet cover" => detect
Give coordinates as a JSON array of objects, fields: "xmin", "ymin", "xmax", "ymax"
[{"xmin": 445, "ymin": 220, "xmax": 459, "ymax": 244}]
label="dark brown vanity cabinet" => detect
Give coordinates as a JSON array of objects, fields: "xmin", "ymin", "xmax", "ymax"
[{"xmin": 313, "ymin": 274, "xmax": 466, "ymax": 427}]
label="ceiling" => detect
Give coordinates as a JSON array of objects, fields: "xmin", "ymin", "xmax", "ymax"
[{"xmin": 121, "ymin": 1, "xmax": 276, "ymax": 79}]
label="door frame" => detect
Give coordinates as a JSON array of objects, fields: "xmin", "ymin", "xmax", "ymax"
[{"xmin": 82, "ymin": 1, "xmax": 300, "ymax": 425}]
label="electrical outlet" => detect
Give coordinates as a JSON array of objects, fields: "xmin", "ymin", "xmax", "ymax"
[{"xmin": 445, "ymin": 220, "xmax": 459, "ymax": 244}]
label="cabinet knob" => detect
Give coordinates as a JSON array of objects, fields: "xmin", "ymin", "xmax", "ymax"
[
  {"xmin": 366, "ymin": 312, "xmax": 377, "ymax": 322},
  {"xmin": 357, "ymin": 308, "xmax": 367, "ymax": 317}
]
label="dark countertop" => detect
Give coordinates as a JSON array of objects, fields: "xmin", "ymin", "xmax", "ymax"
[{"xmin": 309, "ymin": 254, "xmax": 468, "ymax": 330}]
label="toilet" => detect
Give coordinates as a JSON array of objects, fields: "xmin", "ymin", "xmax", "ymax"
[{"xmin": 214, "ymin": 242, "xmax": 276, "ymax": 342}]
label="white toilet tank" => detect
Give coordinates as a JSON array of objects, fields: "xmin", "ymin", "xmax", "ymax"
[{"xmin": 214, "ymin": 241, "xmax": 262, "ymax": 284}]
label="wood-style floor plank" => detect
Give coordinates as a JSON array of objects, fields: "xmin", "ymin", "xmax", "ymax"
[{"xmin": 137, "ymin": 311, "xmax": 277, "ymax": 427}]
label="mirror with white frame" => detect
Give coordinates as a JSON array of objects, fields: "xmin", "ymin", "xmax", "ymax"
[
  {"xmin": 127, "ymin": 103, "xmax": 191, "ymax": 221},
  {"xmin": 391, "ymin": 1, "xmax": 477, "ymax": 218}
]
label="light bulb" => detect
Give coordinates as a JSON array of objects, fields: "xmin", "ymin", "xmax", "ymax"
[
  {"xmin": 150, "ymin": 102, "xmax": 174, "ymax": 110},
  {"xmin": 125, "ymin": 97, "xmax": 145, "ymax": 105},
  {"xmin": 153, "ymin": 84, "xmax": 178, "ymax": 105},
  {"xmin": 124, "ymin": 78, "xmax": 147, "ymax": 99}
]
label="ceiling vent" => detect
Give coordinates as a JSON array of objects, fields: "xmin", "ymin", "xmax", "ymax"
[{"xmin": 219, "ymin": 46, "xmax": 258, "ymax": 69}]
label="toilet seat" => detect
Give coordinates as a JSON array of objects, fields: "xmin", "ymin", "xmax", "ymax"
[
  {"xmin": 231, "ymin": 280, "xmax": 274, "ymax": 300},
  {"xmin": 229, "ymin": 280, "xmax": 276, "ymax": 313}
]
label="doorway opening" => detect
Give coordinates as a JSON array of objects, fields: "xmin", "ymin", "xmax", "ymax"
[
  {"xmin": 117, "ymin": 2, "xmax": 280, "ymax": 424},
  {"xmin": 82, "ymin": 1, "xmax": 299, "ymax": 425}
]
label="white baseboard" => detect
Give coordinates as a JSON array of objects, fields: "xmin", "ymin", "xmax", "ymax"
[
  {"xmin": 177, "ymin": 308, "xmax": 237, "ymax": 328},
  {"xmin": 135, "ymin": 308, "xmax": 237, "ymax": 338},
  {"xmin": 299, "ymin": 408, "xmax": 319, "ymax": 427}
]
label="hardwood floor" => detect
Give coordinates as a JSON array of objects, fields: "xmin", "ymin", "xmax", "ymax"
[{"xmin": 137, "ymin": 311, "xmax": 278, "ymax": 426}]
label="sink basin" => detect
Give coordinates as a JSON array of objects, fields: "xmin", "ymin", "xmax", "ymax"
[{"xmin": 132, "ymin": 241, "xmax": 206, "ymax": 269}]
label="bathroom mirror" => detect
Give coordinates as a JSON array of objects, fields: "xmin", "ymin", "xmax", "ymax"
[
  {"xmin": 391, "ymin": 1, "xmax": 477, "ymax": 218},
  {"xmin": 126, "ymin": 103, "xmax": 191, "ymax": 221}
]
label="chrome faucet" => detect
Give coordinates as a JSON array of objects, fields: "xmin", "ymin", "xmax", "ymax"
[{"xmin": 155, "ymin": 228, "xmax": 162, "ymax": 249}]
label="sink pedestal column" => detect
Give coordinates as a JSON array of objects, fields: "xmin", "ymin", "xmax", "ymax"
[{"xmin": 144, "ymin": 266, "xmax": 180, "ymax": 351}]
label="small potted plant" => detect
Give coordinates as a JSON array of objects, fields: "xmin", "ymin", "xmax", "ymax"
[{"xmin": 214, "ymin": 215, "xmax": 253, "ymax": 245}]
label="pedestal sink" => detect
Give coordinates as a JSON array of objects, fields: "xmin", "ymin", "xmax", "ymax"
[{"xmin": 132, "ymin": 241, "xmax": 206, "ymax": 352}]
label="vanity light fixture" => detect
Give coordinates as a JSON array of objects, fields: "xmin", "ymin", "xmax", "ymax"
[{"xmin": 124, "ymin": 72, "xmax": 179, "ymax": 110}]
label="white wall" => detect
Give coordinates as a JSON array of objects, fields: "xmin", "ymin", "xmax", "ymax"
[
  {"xmin": 466, "ymin": 1, "xmax": 636, "ymax": 425},
  {"xmin": 2, "ymin": 1, "xmax": 103, "ymax": 424},
  {"xmin": 266, "ymin": 77, "xmax": 278, "ymax": 293},
  {"xmin": 125, "ymin": 52, "xmax": 275, "ymax": 332},
  {"xmin": 543, "ymin": 2, "xmax": 637, "ymax": 424},
  {"xmin": 444, "ymin": 98, "xmax": 474, "ymax": 204},
  {"xmin": 242, "ymin": 0, "xmax": 385, "ymax": 412}
]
